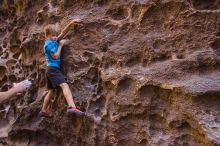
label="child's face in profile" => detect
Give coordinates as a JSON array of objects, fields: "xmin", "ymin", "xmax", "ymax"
[{"xmin": 50, "ymin": 34, "xmax": 57, "ymax": 41}]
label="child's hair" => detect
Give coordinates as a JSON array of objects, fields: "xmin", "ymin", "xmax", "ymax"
[{"xmin": 44, "ymin": 24, "xmax": 58, "ymax": 37}]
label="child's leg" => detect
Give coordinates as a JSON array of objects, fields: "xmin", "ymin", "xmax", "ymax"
[
  {"xmin": 59, "ymin": 83, "xmax": 76, "ymax": 108},
  {"xmin": 41, "ymin": 89, "xmax": 54, "ymax": 112}
]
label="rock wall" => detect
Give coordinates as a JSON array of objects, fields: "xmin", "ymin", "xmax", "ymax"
[{"xmin": 0, "ymin": 0, "xmax": 220, "ymax": 146}]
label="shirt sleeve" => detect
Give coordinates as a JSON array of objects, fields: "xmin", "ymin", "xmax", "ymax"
[
  {"xmin": 45, "ymin": 41, "xmax": 56, "ymax": 54},
  {"xmin": 56, "ymin": 38, "xmax": 60, "ymax": 43}
]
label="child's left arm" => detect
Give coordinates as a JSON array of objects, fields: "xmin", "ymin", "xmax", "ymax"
[{"xmin": 57, "ymin": 19, "xmax": 79, "ymax": 40}]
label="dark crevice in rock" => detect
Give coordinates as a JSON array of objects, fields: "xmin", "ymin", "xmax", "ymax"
[
  {"xmin": 210, "ymin": 38, "xmax": 220, "ymax": 55},
  {"xmin": 189, "ymin": 0, "xmax": 220, "ymax": 10},
  {"xmin": 106, "ymin": 7, "xmax": 129, "ymax": 20}
]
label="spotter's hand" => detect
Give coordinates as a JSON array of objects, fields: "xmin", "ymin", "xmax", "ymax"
[{"xmin": 13, "ymin": 80, "xmax": 32, "ymax": 93}]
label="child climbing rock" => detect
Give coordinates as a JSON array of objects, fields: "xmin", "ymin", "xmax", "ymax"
[{"xmin": 40, "ymin": 20, "xmax": 84, "ymax": 118}]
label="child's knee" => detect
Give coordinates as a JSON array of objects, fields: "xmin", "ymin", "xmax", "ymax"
[
  {"xmin": 59, "ymin": 83, "xmax": 68, "ymax": 88},
  {"xmin": 48, "ymin": 89, "xmax": 54, "ymax": 95}
]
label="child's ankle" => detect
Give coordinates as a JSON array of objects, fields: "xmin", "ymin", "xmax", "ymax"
[
  {"xmin": 68, "ymin": 106, "xmax": 76, "ymax": 108},
  {"xmin": 41, "ymin": 109, "xmax": 47, "ymax": 112}
]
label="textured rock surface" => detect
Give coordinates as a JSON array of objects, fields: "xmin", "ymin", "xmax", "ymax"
[{"xmin": 0, "ymin": 0, "xmax": 220, "ymax": 145}]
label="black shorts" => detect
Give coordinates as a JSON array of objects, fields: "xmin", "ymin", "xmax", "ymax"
[{"xmin": 46, "ymin": 66, "xmax": 66, "ymax": 89}]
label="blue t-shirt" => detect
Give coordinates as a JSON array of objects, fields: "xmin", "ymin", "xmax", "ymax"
[{"xmin": 44, "ymin": 39, "xmax": 61, "ymax": 68}]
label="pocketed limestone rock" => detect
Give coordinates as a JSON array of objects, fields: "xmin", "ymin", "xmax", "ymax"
[{"xmin": 0, "ymin": 0, "xmax": 220, "ymax": 146}]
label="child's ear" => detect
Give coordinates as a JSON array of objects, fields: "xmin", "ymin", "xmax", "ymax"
[{"xmin": 45, "ymin": 34, "xmax": 49, "ymax": 38}]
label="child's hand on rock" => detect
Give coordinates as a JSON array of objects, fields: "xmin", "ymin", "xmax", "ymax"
[
  {"xmin": 70, "ymin": 19, "xmax": 81, "ymax": 25},
  {"xmin": 59, "ymin": 39, "xmax": 67, "ymax": 46}
]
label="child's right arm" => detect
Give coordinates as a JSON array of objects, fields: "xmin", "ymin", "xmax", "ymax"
[{"xmin": 57, "ymin": 19, "xmax": 80, "ymax": 40}]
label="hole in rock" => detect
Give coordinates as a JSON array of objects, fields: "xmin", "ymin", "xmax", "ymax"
[
  {"xmin": 190, "ymin": 0, "xmax": 219, "ymax": 10},
  {"xmin": 13, "ymin": 52, "xmax": 20, "ymax": 59},
  {"xmin": 89, "ymin": 96, "xmax": 106, "ymax": 113},
  {"xmin": 9, "ymin": 130, "xmax": 60, "ymax": 146},
  {"xmin": 140, "ymin": 5, "xmax": 165, "ymax": 30},
  {"xmin": 216, "ymin": 31, "xmax": 220, "ymax": 36},
  {"xmin": 100, "ymin": 44, "xmax": 108, "ymax": 52},
  {"xmin": 138, "ymin": 85, "xmax": 157, "ymax": 100},
  {"xmin": 210, "ymin": 39, "xmax": 220, "ymax": 55},
  {"xmin": 8, "ymin": 0, "xmax": 14, "ymax": 5},
  {"xmin": 50, "ymin": 0, "xmax": 58, "ymax": 7},
  {"xmin": 176, "ymin": 53, "xmax": 185, "ymax": 59},
  {"xmin": 194, "ymin": 92, "xmax": 220, "ymax": 107},
  {"xmin": 0, "ymin": 76, "xmax": 7, "ymax": 89},
  {"xmin": 149, "ymin": 114, "xmax": 167, "ymax": 136},
  {"xmin": 103, "ymin": 80, "xmax": 115, "ymax": 91},
  {"xmin": 0, "ymin": 46, "xmax": 3, "ymax": 53},
  {"xmin": 43, "ymin": 5, "xmax": 49, "ymax": 11},
  {"xmin": 125, "ymin": 53, "xmax": 142, "ymax": 67},
  {"xmin": 0, "ymin": 119, "xmax": 9, "ymax": 131},
  {"xmin": 6, "ymin": 59, "xmax": 17, "ymax": 68},
  {"xmin": 178, "ymin": 121, "xmax": 191, "ymax": 129},
  {"xmin": 10, "ymin": 46, "xmax": 20, "ymax": 54},
  {"xmin": 139, "ymin": 139, "xmax": 148, "ymax": 146},
  {"xmin": 95, "ymin": 0, "xmax": 109, "ymax": 6},
  {"xmin": 0, "ymin": 66, "xmax": 7, "ymax": 80},
  {"xmin": 173, "ymin": 134, "xmax": 196, "ymax": 145},
  {"xmin": 9, "ymin": 74, "xmax": 17, "ymax": 82},
  {"xmin": 30, "ymin": 72, "xmax": 37, "ymax": 79},
  {"xmin": 116, "ymin": 77, "xmax": 135, "ymax": 95},
  {"xmin": 106, "ymin": 7, "xmax": 128, "ymax": 20},
  {"xmin": 120, "ymin": 23, "xmax": 132, "ymax": 34},
  {"xmin": 62, "ymin": 0, "xmax": 75, "ymax": 8},
  {"xmin": 104, "ymin": 23, "xmax": 117, "ymax": 34},
  {"xmin": 1, "ymin": 84, "xmax": 9, "ymax": 92},
  {"xmin": 86, "ymin": 67, "xmax": 99, "ymax": 84}
]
